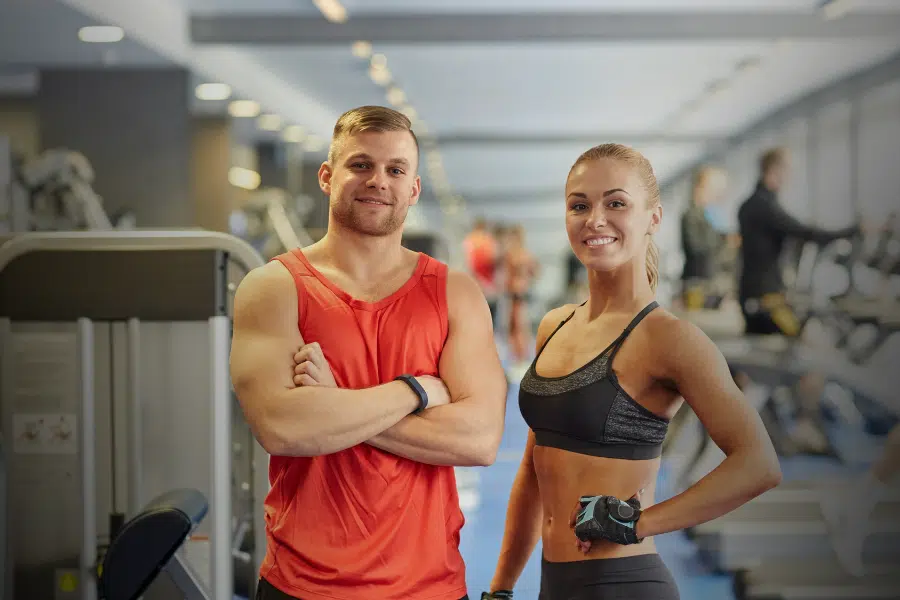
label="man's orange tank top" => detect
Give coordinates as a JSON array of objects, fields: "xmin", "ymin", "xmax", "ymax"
[{"xmin": 259, "ymin": 248, "xmax": 467, "ymax": 600}]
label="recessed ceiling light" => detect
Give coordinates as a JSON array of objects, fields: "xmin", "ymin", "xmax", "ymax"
[
  {"xmin": 228, "ymin": 100, "xmax": 261, "ymax": 118},
  {"xmin": 400, "ymin": 105, "xmax": 418, "ymax": 122},
  {"xmin": 386, "ymin": 87, "xmax": 406, "ymax": 106},
  {"xmin": 78, "ymin": 26, "xmax": 124, "ymax": 43},
  {"xmin": 228, "ymin": 167, "xmax": 261, "ymax": 190},
  {"xmin": 313, "ymin": 0, "xmax": 347, "ymax": 23},
  {"xmin": 282, "ymin": 125, "xmax": 306, "ymax": 143},
  {"xmin": 352, "ymin": 41, "xmax": 372, "ymax": 59},
  {"xmin": 195, "ymin": 83, "xmax": 232, "ymax": 101},
  {"xmin": 370, "ymin": 54, "xmax": 388, "ymax": 70},
  {"xmin": 258, "ymin": 114, "xmax": 283, "ymax": 131},
  {"xmin": 369, "ymin": 65, "xmax": 392, "ymax": 86}
]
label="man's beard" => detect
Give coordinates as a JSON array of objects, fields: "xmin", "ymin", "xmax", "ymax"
[{"xmin": 331, "ymin": 197, "xmax": 407, "ymax": 237}]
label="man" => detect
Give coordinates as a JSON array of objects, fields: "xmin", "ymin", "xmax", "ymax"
[
  {"xmin": 737, "ymin": 147, "xmax": 859, "ymax": 455},
  {"xmin": 230, "ymin": 105, "xmax": 508, "ymax": 600},
  {"xmin": 737, "ymin": 147, "xmax": 858, "ymax": 332},
  {"xmin": 463, "ymin": 216, "xmax": 499, "ymax": 324}
]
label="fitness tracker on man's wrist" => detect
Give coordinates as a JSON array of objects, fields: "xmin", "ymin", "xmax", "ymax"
[{"xmin": 395, "ymin": 374, "xmax": 428, "ymax": 413}]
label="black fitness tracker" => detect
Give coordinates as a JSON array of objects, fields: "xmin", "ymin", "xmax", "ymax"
[{"xmin": 395, "ymin": 374, "xmax": 428, "ymax": 413}]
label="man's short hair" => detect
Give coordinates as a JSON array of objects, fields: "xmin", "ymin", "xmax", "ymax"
[
  {"xmin": 759, "ymin": 147, "xmax": 787, "ymax": 176},
  {"xmin": 328, "ymin": 105, "xmax": 419, "ymax": 165}
]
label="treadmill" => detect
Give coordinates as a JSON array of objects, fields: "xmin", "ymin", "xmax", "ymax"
[
  {"xmin": 692, "ymin": 491, "xmax": 900, "ymax": 573},
  {"xmin": 722, "ymin": 305, "xmax": 900, "ymax": 599},
  {"xmin": 734, "ymin": 556, "xmax": 900, "ymax": 600}
]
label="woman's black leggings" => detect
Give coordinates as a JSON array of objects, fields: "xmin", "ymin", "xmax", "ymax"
[{"xmin": 539, "ymin": 553, "xmax": 680, "ymax": 600}]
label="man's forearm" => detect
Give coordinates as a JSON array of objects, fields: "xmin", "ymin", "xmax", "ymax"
[
  {"xmin": 366, "ymin": 402, "xmax": 499, "ymax": 467},
  {"xmin": 259, "ymin": 382, "xmax": 419, "ymax": 457}
]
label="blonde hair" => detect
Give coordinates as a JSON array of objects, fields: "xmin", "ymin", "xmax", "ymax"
[
  {"xmin": 328, "ymin": 105, "xmax": 419, "ymax": 164},
  {"xmin": 568, "ymin": 143, "xmax": 661, "ymax": 292}
]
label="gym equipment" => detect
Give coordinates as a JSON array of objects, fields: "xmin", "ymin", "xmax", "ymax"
[
  {"xmin": 733, "ymin": 556, "xmax": 900, "ymax": 600},
  {"xmin": 5, "ymin": 149, "xmax": 116, "ymax": 232},
  {"xmin": 100, "ymin": 489, "xmax": 211, "ymax": 600},
  {"xmin": 1, "ymin": 435, "xmax": 7, "ymax": 599},
  {"xmin": 668, "ymin": 223, "xmax": 900, "ymax": 598},
  {"xmin": 691, "ymin": 479, "xmax": 900, "ymax": 572},
  {"xmin": 229, "ymin": 188, "xmax": 314, "ymax": 260},
  {"xmin": 0, "ymin": 230, "xmax": 268, "ymax": 600}
]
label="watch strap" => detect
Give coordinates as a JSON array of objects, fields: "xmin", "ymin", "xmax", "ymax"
[{"xmin": 395, "ymin": 374, "xmax": 428, "ymax": 413}]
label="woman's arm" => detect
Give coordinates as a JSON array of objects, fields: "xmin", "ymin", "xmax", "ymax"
[
  {"xmin": 488, "ymin": 305, "xmax": 575, "ymax": 592},
  {"xmin": 488, "ymin": 429, "xmax": 543, "ymax": 592},
  {"xmin": 636, "ymin": 319, "xmax": 782, "ymax": 539}
]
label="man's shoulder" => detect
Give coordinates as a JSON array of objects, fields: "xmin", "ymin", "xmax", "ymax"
[
  {"xmin": 232, "ymin": 261, "xmax": 300, "ymax": 326},
  {"xmin": 244, "ymin": 260, "xmax": 295, "ymax": 287},
  {"xmin": 234, "ymin": 262, "xmax": 296, "ymax": 308},
  {"xmin": 445, "ymin": 267, "xmax": 482, "ymax": 299}
]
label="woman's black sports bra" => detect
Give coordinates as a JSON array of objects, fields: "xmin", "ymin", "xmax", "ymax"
[{"xmin": 518, "ymin": 301, "xmax": 669, "ymax": 460}]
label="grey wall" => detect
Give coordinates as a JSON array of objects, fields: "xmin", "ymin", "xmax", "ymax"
[{"xmin": 37, "ymin": 68, "xmax": 193, "ymax": 228}]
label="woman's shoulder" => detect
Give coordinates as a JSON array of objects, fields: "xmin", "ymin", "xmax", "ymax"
[
  {"xmin": 639, "ymin": 305, "xmax": 720, "ymax": 357},
  {"xmin": 543, "ymin": 302, "xmax": 580, "ymax": 323},
  {"xmin": 535, "ymin": 303, "xmax": 579, "ymax": 340}
]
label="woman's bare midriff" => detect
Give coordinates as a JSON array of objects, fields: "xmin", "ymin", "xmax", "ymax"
[{"xmin": 534, "ymin": 445, "xmax": 660, "ymax": 562}]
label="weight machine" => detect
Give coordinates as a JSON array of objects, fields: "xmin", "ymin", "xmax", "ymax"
[
  {"xmin": 0, "ymin": 230, "xmax": 269, "ymax": 600},
  {"xmin": 1, "ymin": 143, "xmax": 123, "ymax": 233}
]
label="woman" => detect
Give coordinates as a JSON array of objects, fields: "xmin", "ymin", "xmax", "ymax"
[
  {"xmin": 504, "ymin": 224, "xmax": 540, "ymax": 365},
  {"xmin": 481, "ymin": 144, "xmax": 782, "ymax": 600},
  {"xmin": 679, "ymin": 165, "xmax": 732, "ymax": 310}
]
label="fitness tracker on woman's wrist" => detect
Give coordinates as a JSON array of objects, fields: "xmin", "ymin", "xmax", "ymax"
[{"xmin": 395, "ymin": 374, "xmax": 428, "ymax": 414}]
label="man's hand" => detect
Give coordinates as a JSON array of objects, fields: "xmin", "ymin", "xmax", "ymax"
[
  {"xmin": 293, "ymin": 342, "xmax": 337, "ymax": 388},
  {"xmin": 415, "ymin": 375, "xmax": 452, "ymax": 409},
  {"xmin": 291, "ymin": 344, "xmax": 451, "ymax": 409}
]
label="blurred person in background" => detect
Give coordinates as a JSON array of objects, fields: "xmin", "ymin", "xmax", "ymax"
[
  {"xmin": 737, "ymin": 147, "xmax": 860, "ymax": 456},
  {"xmin": 464, "ymin": 216, "xmax": 500, "ymax": 325},
  {"xmin": 504, "ymin": 224, "xmax": 540, "ymax": 374},
  {"xmin": 680, "ymin": 165, "xmax": 738, "ymax": 310}
]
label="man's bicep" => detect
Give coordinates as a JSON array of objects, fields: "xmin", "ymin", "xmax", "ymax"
[
  {"xmin": 439, "ymin": 271, "xmax": 506, "ymax": 404},
  {"xmin": 230, "ymin": 264, "xmax": 302, "ymax": 411}
]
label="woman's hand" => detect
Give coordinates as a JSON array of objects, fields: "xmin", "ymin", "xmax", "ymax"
[{"xmin": 569, "ymin": 494, "xmax": 643, "ymax": 553}]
